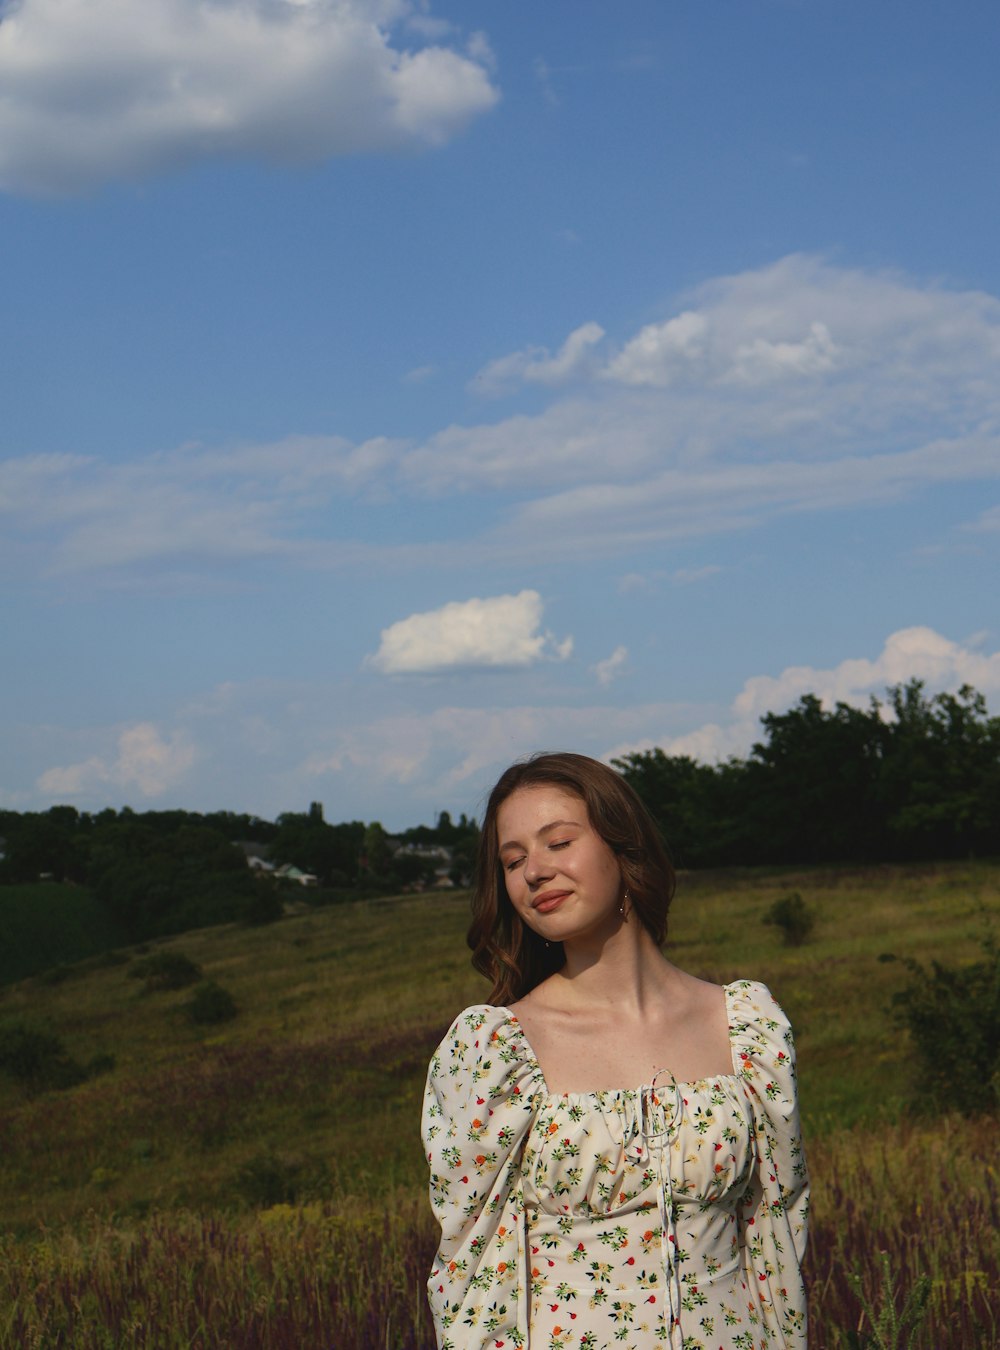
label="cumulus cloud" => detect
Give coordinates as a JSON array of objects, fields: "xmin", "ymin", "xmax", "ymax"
[
  {"xmin": 37, "ymin": 723, "xmax": 196, "ymax": 798},
  {"xmin": 605, "ymin": 311, "xmax": 709, "ymax": 386},
  {"xmin": 609, "ymin": 626, "xmax": 1000, "ymax": 768},
  {"xmin": 732, "ymin": 625, "xmax": 1000, "ymax": 722},
  {"xmin": 0, "ymin": 0, "xmax": 498, "ymax": 196},
  {"xmin": 471, "ymin": 321, "xmax": 606, "ymax": 394},
  {"xmin": 592, "ymin": 645, "xmax": 628, "ymax": 686},
  {"xmin": 368, "ymin": 590, "xmax": 573, "ymax": 674}
]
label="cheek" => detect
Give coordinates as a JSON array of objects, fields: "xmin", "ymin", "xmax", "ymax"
[{"xmin": 502, "ymin": 871, "xmax": 527, "ymax": 909}]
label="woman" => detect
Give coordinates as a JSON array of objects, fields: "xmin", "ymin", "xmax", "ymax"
[{"xmin": 422, "ymin": 753, "xmax": 808, "ymax": 1349}]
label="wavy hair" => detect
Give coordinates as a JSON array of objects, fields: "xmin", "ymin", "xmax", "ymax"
[{"xmin": 468, "ymin": 752, "xmax": 675, "ymax": 1005}]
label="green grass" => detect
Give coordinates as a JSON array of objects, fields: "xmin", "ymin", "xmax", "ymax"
[{"xmin": 0, "ymin": 862, "xmax": 997, "ymax": 1346}]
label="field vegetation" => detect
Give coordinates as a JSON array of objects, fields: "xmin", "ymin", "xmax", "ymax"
[{"xmin": 0, "ymin": 861, "xmax": 998, "ymax": 1347}]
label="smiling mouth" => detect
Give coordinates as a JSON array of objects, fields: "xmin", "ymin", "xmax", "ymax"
[{"xmin": 532, "ymin": 891, "xmax": 569, "ymax": 913}]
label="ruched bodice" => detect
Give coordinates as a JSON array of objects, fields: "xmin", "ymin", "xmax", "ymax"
[{"xmin": 423, "ymin": 980, "xmax": 808, "ymax": 1349}]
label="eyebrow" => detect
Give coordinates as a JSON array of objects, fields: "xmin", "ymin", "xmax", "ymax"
[{"xmin": 498, "ymin": 818, "xmax": 584, "ymax": 854}]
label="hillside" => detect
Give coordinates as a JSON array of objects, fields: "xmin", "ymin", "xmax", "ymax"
[{"xmin": 1, "ymin": 862, "xmax": 998, "ymax": 1346}]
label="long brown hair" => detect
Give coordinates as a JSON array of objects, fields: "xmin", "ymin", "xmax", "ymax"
[{"xmin": 468, "ymin": 752, "xmax": 675, "ymax": 1005}]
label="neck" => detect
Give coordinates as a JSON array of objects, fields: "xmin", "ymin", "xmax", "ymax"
[{"xmin": 552, "ymin": 919, "xmax": 674, "ymax": 1015}]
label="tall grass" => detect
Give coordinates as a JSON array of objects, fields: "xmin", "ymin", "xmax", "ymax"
[
  {"xmin": 0, "ymin": 864, "xmax": 997, "ymax": 1345},
  {"xmin": 2, "ymin": 1117, "xmax": 998, "ymax": 1350}
]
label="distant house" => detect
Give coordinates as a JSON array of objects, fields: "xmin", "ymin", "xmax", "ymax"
[
  {"xmin": 274, "ymin": 863, "xmax": 318, "ymax": 888},
  {"xmin": 391, "ymin": 841, "xmax": 457, "ymax": 890}
]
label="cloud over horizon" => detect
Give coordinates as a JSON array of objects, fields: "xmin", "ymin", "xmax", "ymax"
[
  {"xmin": 37, "ymin": 722, "xmax": 197, "ymax": 798},
  {"xmin": 18, "ymin": 625, "xmax": 999, "ymax": 822},
  {"xmin": 609, "ymin": 626, "xmax": 1000, "ymax": 767}
]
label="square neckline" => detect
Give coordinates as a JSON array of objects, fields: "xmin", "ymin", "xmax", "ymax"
[{"xmin": 497, "ymin": 979, "xmax": 745, "ymax": 1101}]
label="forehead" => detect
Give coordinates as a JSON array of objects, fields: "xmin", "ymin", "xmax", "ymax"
[{"xmin": 496, "ymin": 784, "xmax": 589, "ymax": 838}]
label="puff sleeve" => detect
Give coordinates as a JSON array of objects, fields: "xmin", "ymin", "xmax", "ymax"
[
  {"xmin": 730, "ymin": 979, "xmax": 810, "ymax": 1348},
  {"xmin": 421, "ymin": 1005, "xmax": 542, "ymax": 1350}
]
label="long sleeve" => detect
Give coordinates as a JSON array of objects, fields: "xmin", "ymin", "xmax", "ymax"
[
  {"xmin": 421, "ymin": 1005, "xmax": 542, "ymax": 1350},
  {"xmin": 730, "ymin": 979, "xmax": 809, "ymax": 1348}
]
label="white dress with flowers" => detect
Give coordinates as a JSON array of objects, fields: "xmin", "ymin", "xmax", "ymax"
[{"xmin": 422, "ymin": 980, "xmax": 808, "ymax": 1350}]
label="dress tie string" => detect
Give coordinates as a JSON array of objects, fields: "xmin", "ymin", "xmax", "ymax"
[{"xmin": 626, "ymin": 1069, "xmax": 684, "ymax": 1346}]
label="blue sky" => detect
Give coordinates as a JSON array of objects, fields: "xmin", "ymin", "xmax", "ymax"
[{"xmin": 2, "ymin": 0, "xmax": 998, "ymax": 828}]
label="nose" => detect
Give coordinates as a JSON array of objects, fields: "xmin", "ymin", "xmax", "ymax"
[{"xmin": 522, "ymin": 848, "xmax": 554, "ymax": 885}]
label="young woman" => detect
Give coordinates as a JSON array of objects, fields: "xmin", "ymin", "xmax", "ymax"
[{"xmin": 422, "ymin": 753, "xmax": 809, "ymax": 1350}]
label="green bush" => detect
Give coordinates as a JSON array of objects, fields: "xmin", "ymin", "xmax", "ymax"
[
  {"xmin": 235, "ymin": 1150, "xmax": 305, "ymax": 1207},
  {"xmin": 34, "ymin": 964, "xmax": 74, "ymax": 986},
  {"xmin": 186, "ymin": 980, "xmax": 238, "ymax": 1025},
  {"xmin": 843, "ymin": 1249, "xmax": 931, "ymax": 1349},
  {"xmin": 762, "ymin": 891, "xmax": 817, "ymax": 946},
  {"xmin": 234, "ymin": 1149, "xmax": 330, "ymax": 1208},
  {"xmin": 0, "ymin": 1020, "xmax": 88, "ymax": 1092},
  {"xmin": 128, "ymin": 951, "xmax": 202, "ymax": 991},
  {"xmin": 888, "ymin": 928, "xmax": 1000, "ymax": 1115},
  {"xmin": 241, "ymin": 886, "xmax": 283, "ymax": 926}
]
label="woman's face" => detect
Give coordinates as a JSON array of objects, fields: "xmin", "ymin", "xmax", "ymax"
[{"xmin": 496, "ymin": 784, "xmax": 624, "ymax": 944}]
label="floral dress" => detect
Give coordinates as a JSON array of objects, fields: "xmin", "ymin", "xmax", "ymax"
[{"xmin": 422, "ymin": 980, "xmax": 808, "ymax": 1350}]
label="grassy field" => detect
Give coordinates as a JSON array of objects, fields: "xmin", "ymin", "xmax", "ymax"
[{"xmin": 0, "ymin": 862, "xmax": 997, "ymax": 1347}]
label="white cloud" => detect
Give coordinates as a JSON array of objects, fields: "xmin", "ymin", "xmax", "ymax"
[
  {"xmin": 402, "ymin": 364, "xmax": 438, "ymax": 384},
  {"xmin": 671, "ymin": 564, "xmax": 723, "ymax": 585},
  {"xmin": 368, "ymin": 590, "xmax": 573, "ymax": 674},
  {"xmin": 593, "ymin": 645, "xmax": 628, "ymax": 686},
  {"xmin": 605, "ymin": 311, "xmax": 709, "ymax": 386},
  {"xmin": 302, "ymin": 697, "xmax": 699, "ymax": 805},
  {"xmin": 732, "ymin": 625, "xmax": 1000, "ymax": 721},
  {"xmin": 471, "ymin": 321, "xmax": 606, "ymax": 394},
  {"xmin": 964, "ymin": 504, "xmax": 1000, "ymax": 533},
  {"xmin": 610, "ymin": 626, "xmax": 1000, "ymax": 769},
  {"xmin": 0, "ymin": 0, "xmax": 498, "ymax": 196},
  {"xmin": 37, "ymin": 723, "xmax": 196, "ymax": 798},
  {"xmin": 0, "ymin": 435, "xmax": 402, "ymax": 575},
  {"xmin": 5, "ymin": 257, "xmax": 1000, "ymax": 581}
]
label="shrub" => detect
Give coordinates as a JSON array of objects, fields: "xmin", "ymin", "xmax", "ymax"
[
  {"xmin": 86, "ymin": 1052, "xmax": 117, "ymax": 1077},
  {"xmin": 0, "ymin": 1020, "xmax": 88, "ymax": 1092},
  {"xmin": 762, "ymin": 891, "xmax": 816, "ymax": 946},
  {"xmin": 241, "ymin": 886, "xmax": 283, "ymax": 926},
  {"xmin": 34, "ymin": 964, "xmax": 74, "ymax": 986},
  {"xmin": 186, "ymin": 980, "xmax": 238, "ymax": 1025},
  {"xmin": 888, "ymin": 928, "xmax": 1000, "ymax": 1115},
  {"xmin": 128, "ymin": 951, "xmax": 202, "ymax": 991},
  {"xmin": 843, "ymin": 1249, "xmax": 931, "ymax": 1349},
  {"xmin": 235, "ymin": 1150, "xmax": 307, "ymax": 1208}
]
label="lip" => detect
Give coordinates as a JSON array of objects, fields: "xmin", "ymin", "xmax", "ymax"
[{"xmin": 532, "ymin": 890, "xmax": 570, "ymax": 914}]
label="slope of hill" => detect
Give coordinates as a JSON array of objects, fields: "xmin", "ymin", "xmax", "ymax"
[{"xmin": 0, "ymin": 863, "xmax": 997, "ymax": 1346}]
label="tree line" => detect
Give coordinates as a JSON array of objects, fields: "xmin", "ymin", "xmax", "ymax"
[
  {"xmin": 616, "ymin": 679, "xmax": 1000, "ymax": 868},
  {"xmin": 1, "ymin": 678, "xmax": 996, "ymax": 945},
  {"xmin": 0, "ymin": 801, "xmax": 479, "ymax": 943}
]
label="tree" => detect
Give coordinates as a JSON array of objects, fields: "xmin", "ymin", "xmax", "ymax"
[
  {"xmin": 878, "ymin": 681, "xmax": 1000, "ymax": 858},
  {"xmin": 747, "ymin": 695, "xmax": 888, "ymax": 863}
]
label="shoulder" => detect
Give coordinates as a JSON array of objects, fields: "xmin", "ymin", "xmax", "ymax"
[
  {"xmin": 726, "ymin": 979, "xmax": 797, "ymax": 1076},
  {"xmin": 426, "ymin": 1003, "xmax": 542, "ymax": 1099}
]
